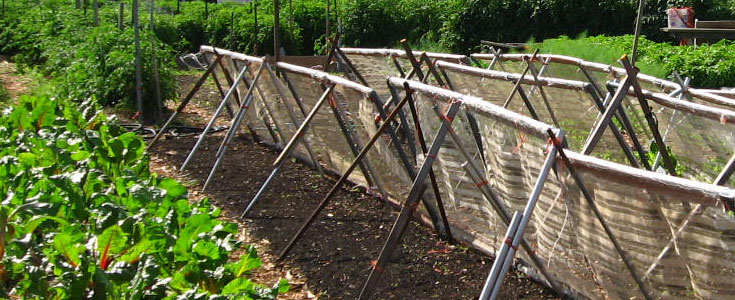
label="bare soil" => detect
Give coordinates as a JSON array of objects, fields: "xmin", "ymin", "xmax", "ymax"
[
  {"xmin": 0, "ymin": 55, "xmax": 33, "ymax": 99},
  {"xmin": 144, "ymin": 73, "xmax": 561, "ymax": 299}
]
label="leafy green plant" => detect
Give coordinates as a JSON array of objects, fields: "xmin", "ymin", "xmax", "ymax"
[
  {"xmin": 646, "ymin": 141, "xmax": 686, "ymax": 176},
  {"xmin": 0, "ymin": 85, "xmax": 9, "ymax": 105},
  {"xmin": 0, "ymin": 95, "xmax": 288, "ymax": 299},
  {"xmin": 533, "ymin": 34, "xmax": 735, "ymax": 88}
]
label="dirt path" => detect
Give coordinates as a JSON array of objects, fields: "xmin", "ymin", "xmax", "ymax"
[
  {"xmin": 144, "ymin": 73, "xmax": 560, "ymax": 299},
  {"xmin": 0, "ymin": 56, "xmax": 34, "ymax": 100}
]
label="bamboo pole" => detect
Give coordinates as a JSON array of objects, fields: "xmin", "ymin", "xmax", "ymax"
[{"xmin": 631, "ymin": 0, "xmax": 645, "ymax": 64}]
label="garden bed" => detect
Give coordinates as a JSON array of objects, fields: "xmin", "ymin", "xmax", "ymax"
[{"xmin": 142, "ymin": 73, "xmax": 560, "ymax": 299}]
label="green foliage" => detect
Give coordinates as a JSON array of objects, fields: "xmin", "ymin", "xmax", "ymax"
[
  {"xmin": 0, "ymin": 85, "xmax": 9, "ymax": 106},
  {"xmin": 154, "ymin": 1, "xmax": 304, "ymax": 55},
  {"xmin": 441, "ymin": 0, "xmax": 638, "ymax": 53},
  {"xmin": 646, "ymin": 141, "xmax": 686, "ymax": 176},
  {"xmin": 342, "ymin": 0, "xmax": 458, "ymax": 49},
  {"xmin": 534, "ymin": 34, "xmax": 735, "ymax": 88},
  {"xmin": 535, "ymin": 35, "xmax": 669, "ymax": 78},
  {"xmin": 57, "ymin": 25, "xmax": 178, "ymax": 109},
  {"xmin": 1, "ymin": 0, "xmax": 178, "ymax": 115},
  {"xmin": 0, "ymin": 95, "xmax": 287, "ymax": 299},
  {"xmin": 440, "ymin": 0, "xmax": 735, "ymax": 53}
]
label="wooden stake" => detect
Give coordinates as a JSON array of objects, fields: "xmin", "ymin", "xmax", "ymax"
[{"xmin": 133, "ymin": 0, "xmax": 143, "ymax": 123}]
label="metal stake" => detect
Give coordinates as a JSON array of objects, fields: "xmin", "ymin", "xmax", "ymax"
[
  {"xmin": 483, "ymin": 129, "xmax": 561, "ymax": 300},
  {"xmin": 479, "ymin": 212, "xmax": 522, "ymax": 300},
  {"xmin": 180, "ymin": 63, "xmax": 252, "ymax": 171}
]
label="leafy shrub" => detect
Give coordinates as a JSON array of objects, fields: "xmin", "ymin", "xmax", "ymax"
[
  {"xmin": 0, "ymin": 95, "xmax": 288, "ymax": 298},
  {"xmin": 0, "ymin": 85, "xmax": 9, "ymax": 105},
  {"xmin": 441, "ymin": 0, "xmax": 638, "ymax": 53},
  {"xmin": 342, "ymin": 0, "xmax": 458, "ymax": 49},
  {"xmin": 57, "ymin": 25, "xmax": 178, "ymax": 110},
  {"xmin": 1, "ymin": 1, "xmax": 177, "ymax": 118}
]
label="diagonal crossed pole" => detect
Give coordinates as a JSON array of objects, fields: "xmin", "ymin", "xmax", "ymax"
[
  {"xmin": 148, "ymin": 54, "xmax": 224, "ymax": 148},
  {"xmin": 200, "ymin": 62, "xmax": 266, "ymax": 189},
  {"xmin": 239, "ymin": 66, "xmax": 424, "ymax": 220},
  {"xmin": 331, "ymin": 42, "xmax": 450, "ymax": 234},
  {"xmin": 240, "ymin": 84, "xmax": 335, "ymax": 218},
  {"xmin": 502, "ymin": 49, "xmax": 539, "ymax": 109},
  {"xmin": 583, "ymin": 86, "xmax": 641, "ymax": 168},
  {"xmin": 620, "ymin": 55, "xmax": 678, "ymax": 176},
  {"xmin": 524, "ymin": 56, "xmax": 561, "ymax": 128},
  {"xmin": 358, "ymin": 96, "xmax": 463, "ymax": 300},
  {"xmin": 478, "ymin": 128, "xmax": 562, "ymax": 300},
  {"xmin": 485, "ymin": 51, "xmax": 648, "ymax": 169},
  {"xmin": 277, "ymin": 83, "xmax": 419, "ymax": 260},
  {"xmin": 180, "ymin": 61, "xmax": 257, "ymax": 171},
  {"xmin": 262, "ymin": 63, "xmax": 323, "ymax": 173},
  {"xmin": 546, "ymin": 128, "xmax": 653, "ymax": 300},
  {"xmin": 203, "ymin": 59, "xmax": 338, "ymax": 191},
  {"xmin": 581, "ymin": 55, "xmax": 678, "ymax": 176},
  {"xmin": 642, "ymin": 143, "xmax": 735, "ymax": 279}
]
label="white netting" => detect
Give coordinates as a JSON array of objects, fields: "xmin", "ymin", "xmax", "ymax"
[{"xmin": 200, "ymin": 46, "xmax": 735, "ymax": 300}]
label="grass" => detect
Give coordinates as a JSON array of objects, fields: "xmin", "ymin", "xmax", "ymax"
[{"xmin": 529, "ymin": 34, "xmax": 669, "ymax": 79}]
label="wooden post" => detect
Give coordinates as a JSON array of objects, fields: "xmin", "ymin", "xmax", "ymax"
[
  {"xmin": 253, "ymin": 0, "xmax": 258, "ymax": 54},
  {"xmin": 150, "ymin": 0, "xmax": 163, "ymax": 123},
  {"xmin": 176, "ymin": 0, "xmax": 180, "ymax": 14},
  {"xmin": 325, "ymin": 0, "xmax": 330, "ymax": 44},
  {"xmin": 274, "ymin": 0, "xmax": 280, "ymax": 61},
  {"xmin": 204, "ymin": 0, "xmax": 208, "ymax": 19},
  {"xmin": 118, "ymin": 2, "xmax": 124, "ymax": 30},
  {"xmin": 631, "ymin": 0, "xmax": 645, "ymax": 64},
  {"xmin": 93, "ymin": 0, "xmax": 99, "ymax": 26},
  {"xmin": 133, "ymin": 0, "xmax": 143, "ymax": 123}
]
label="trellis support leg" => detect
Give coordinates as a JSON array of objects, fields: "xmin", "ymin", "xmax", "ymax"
[
  {"xmin": 240, "ymin": 86, "xmax": 335, "ymax": 218},
  {"xmin": 180, "ymin": 63, "xmax": 250, "ymax": 171},
  {"xmin": 277, "ymin": 84, "xmax": 417, "ymax": 260},
  {"xmin": 547, "ymin": 128, "xmax": 653, "ymax": 300},
  {"xmin": 358, "ymin": 99, "xmax": 462, "ymax": 300},
  {"xmin": 149, "ymin": 55, "xmax": 223, "ymax": 148}
]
